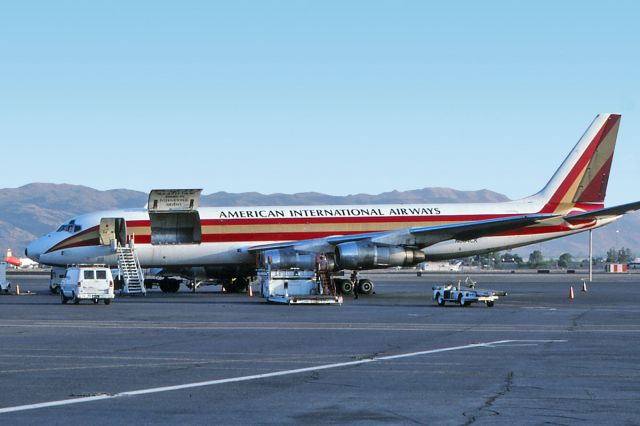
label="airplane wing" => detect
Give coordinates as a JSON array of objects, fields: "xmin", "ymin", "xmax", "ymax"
[
  {"xmin": 405, "ymin": 213, "xmax": 559, "ymax": 246},
  {"xmin": 249, "ymin": 213, "xmax": 558, "ymax": 252},
  {"xmin": 564, "ymin": 201, "xmax": 640, "ymax": 222}
]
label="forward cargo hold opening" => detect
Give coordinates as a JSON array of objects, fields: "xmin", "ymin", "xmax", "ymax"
[
  {"xmin": 150, "ymin": 211, "xmax": 202, "ymax": 245},
  {"xmin": 147, "ymin": 189, "xmax": 203, "ymax": 246}
]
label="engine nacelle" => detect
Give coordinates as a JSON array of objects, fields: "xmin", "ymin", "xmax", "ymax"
[
  {"xmin": 335, "ymin": 242, "xmax": 426, "ymax": 270},
  {"xmin": 262, "ymin": 249, "xmax": 317, "ymax": 270}
]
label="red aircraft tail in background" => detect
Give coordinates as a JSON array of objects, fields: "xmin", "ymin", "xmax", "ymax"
[{"xmin": 5, "ymin": 249, "xmax": 22, "ymax": 267}]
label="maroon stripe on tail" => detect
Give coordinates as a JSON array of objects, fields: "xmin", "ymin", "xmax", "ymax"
[{"xmin": 576, "ymin": 155, "xmax": 614, "ymax": 203}]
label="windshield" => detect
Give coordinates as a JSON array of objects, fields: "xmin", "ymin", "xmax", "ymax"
[{"xmin": 56, "ymin": 219, "xmax": 82, "ymax": 233}]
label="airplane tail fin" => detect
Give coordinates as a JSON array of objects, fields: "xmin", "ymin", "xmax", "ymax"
[
  {"xmin": 5, "ymin": 249, "xmax": 22, "ymax": 267},
  {"xmin": 530, "ymin": 113, "xmax": 621, "ymax": 214}
]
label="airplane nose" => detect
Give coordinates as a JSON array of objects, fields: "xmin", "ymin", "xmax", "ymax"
[{"xmin": 25, "ymin": 240, "xmax": 41, "ymax": 262}]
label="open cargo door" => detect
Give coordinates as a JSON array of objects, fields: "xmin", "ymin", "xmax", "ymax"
[{"xmin": 148, "ymin": 189, "xmax": 202, "ymax": 245}]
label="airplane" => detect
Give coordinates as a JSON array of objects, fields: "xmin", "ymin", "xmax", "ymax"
[
  {"xmin": 4, "ymin": 249, "xmax": 39, "ymax": 269},
  {"xmin": 25, "ymin": 113, "xmax": 640, "ymax": 294}
]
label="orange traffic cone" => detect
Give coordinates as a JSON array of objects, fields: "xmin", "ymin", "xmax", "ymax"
[
  {"xmin": 581, "ymin": 281, "xmax": 587, "ymax": 292},
  {"xmin": 15, "ymin": 284, "xmax": 20, "ymax": 296},
  {"xmin": 569, "ymin": 286, "xmax": 574, "ymax": 300},
  {"xmin": 247, "ymin": 285, "xmax": 253, "ymax": 297}
]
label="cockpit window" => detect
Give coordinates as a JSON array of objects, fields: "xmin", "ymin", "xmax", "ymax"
[{"xmin": 57, "ymin": 220, "xmax": 82, "ymax": 233}]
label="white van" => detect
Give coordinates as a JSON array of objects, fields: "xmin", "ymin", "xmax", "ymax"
[{"xmin": 60, "ymin": 266, "xmax": 115, "ymax": 305}]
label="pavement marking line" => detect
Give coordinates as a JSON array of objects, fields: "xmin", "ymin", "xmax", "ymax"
[
  {"xmin": 0, "ymin": 339, "xmax": 565, "ymax": 415},
  {"xmin": 4, "ymin": 323, "xmax": 640, "ymax": 333}
]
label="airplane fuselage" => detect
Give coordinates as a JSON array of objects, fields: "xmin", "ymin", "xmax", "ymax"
[{"xmin": 28, "ymin": 199, "xmax": 614, "ymax": 269}]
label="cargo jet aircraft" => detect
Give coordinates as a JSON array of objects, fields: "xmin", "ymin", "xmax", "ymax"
[{"xmin": 26, "ymin": 114, "xmax": 640, "ymax": 293}]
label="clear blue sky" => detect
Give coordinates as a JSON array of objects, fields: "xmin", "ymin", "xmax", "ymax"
[{"xmin": 1, "ymin": 1, "xmax": 638, "ymax": 205}]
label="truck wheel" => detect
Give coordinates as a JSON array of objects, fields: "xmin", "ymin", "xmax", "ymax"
[
  {"xmin": 357, "ymin": 279, "xmax": 374, "ymax": 295},
  {"xmin": 458, "ymin": 294, "xmax": 465, "ymax": 306},
  {"xmin": 487, "ymin": 301, "xmax": 495, "ymax": 307},
  {"xmin": 73, "ymin": 292, "xmax": 80, "ymax": 305},
  {"xmin": 60, "ymin": 292, "xmax": 68, "ymax": 304},
  {"xmin": 93, "ymin": 298, "xmax": 99, "ymax": 304},
  {"xmin": 436, "ymin": 293, "xmax": 445, "ymax": 306},
  {"xmin": 50, "ymin": 286, "xmax": 59, "ymax": 294},
  {"xmin": 104, "ymin": 299, "xmax": 111, "ymax": 305}
]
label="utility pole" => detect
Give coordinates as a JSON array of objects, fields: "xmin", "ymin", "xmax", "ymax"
[{"xmin": 589, "ymin": 229, "xmax": 593, "ymax": 282}]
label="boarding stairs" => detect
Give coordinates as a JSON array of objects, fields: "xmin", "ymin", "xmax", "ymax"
[{"xmin": 116, "ymin": 242, "xmax": 145, "ymax": 295}]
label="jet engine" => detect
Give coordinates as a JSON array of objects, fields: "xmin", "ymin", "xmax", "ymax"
[
  {"xmin": 335, "ymin": 242, "xmax": 426, "ymax": 270},
  {"xmin": 262, "ymin": 249, "xmax": 318, "ymax": 270}
]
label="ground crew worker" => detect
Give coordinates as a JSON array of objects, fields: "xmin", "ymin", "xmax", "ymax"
[
  {"xmin": 351, "ymin": 270, "xmax": 359, "ymax": 299},
  {"xmin": 318, "ymin": 254, "xmax": 333, "ymax": 295}
]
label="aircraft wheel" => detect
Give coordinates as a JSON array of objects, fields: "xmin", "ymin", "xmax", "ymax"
[
  {"xmin": 223, "ymin": 277, "xmax": 248, "ymax": 293},
  {"xmin": 357, "ymin": 279, "xmax": 374, "ymax": 295},
  {"xmin": 337, "ymin": 279, "xmax": 354, "ymax": 295},
  {"xmin": 160, "ymin": 279, "xmax": 180, "ymax": 293}
]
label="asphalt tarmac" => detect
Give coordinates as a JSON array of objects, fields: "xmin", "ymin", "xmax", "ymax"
[{"xmin": 1, "ymin": 272, "xmax": 639, "ymax": 425}]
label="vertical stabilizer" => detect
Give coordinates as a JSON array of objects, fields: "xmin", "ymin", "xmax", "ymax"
[{"xmin": 532, "ymin": 114, "xmax": 621, "ymax": 214}]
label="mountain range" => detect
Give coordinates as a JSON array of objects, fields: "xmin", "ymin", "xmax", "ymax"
[{"xmin": 1, "ymin": 183, "xmax": 637, "ymax": 259}]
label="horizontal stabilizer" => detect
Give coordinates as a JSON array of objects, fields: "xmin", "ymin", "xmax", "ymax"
[{"xmin": 564, "ymin": 201, "xmax": 640, "ymax": 222}]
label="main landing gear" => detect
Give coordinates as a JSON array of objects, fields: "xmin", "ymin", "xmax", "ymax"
[
  {"xmin": 158, "ymin": 278, "xmax": 181, "ymax": 293},
  {"xmin": 334, "ymin": 277, "xmax": 375, "ymax": 296},
  {"xmin": 221, "ymin": 277, "xmax": 249, "ymax": 293}
]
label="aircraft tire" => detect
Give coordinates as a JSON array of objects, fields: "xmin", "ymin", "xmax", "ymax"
[
  {"xmin": 357, "ymin": 279, "xmax": 374, "ymax": 295},
  {"xmin": 160, "ymin": 279, "xmax": 180, "ymax": 293},
  {"xmin": 223, "ymin": 277, "xmax": 248, "ymax": 293},
  {"xmin": 338, "ymin": 280, "xmax": 354, "ymax": 295}
]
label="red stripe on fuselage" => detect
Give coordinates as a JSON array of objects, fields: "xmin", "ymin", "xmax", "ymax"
[
  {"xmin": 127, "ymin": 214, "xmax": 509, "ymax": 227},
  {"xmin": 46, "ymin": 226, "xmax": 100, "ymax": 253},
  {"xmin": 47, "ymin": 211, "xmax": 600, "ymax": 252}
]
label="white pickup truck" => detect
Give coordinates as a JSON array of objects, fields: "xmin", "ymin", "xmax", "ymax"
[{"xmin": 432, "ymin": 281, "xmax": 500, "ymax": 307}]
